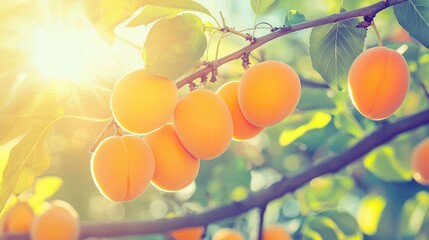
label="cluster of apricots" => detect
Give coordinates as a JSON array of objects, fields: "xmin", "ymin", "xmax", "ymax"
[
  {"xmin": 91, "ymin": 60, "xmax": 301, "ymax": 202},
  {"xmin": 0, "ymin": 200, "xmax": 80, "ymax": 240},
  {"xmin": 166, "ymin": 225, "xmax": 292, "ymax": 240}
]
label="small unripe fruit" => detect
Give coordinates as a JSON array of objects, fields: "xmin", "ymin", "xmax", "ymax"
[
  {"xmin": 216, "ymin": 81, "xmax": 264, "ymax": 141},
  {"xmin": 411, "ymin": 138, "xmax": 429, "ymax": 185},
  {"xmin": 212, "ymin": 228, "xmax": 245, "ymax": 240},
  {"xmin": 170, "ymin": 226, "xmax": 205, "ymax": 240},
  {"xmin": 174, "ymin": 89, "xmax": 233, "ymax": 160},
  {"xmin": 348, "ymin": 47, "xmax": 410, "ymax": 120},
  {"xmin": 30, "ymin": 201, "xmax": 80, "ymax": 240},
  {"xmin": 1, "ymin": 201, "xmax": 34, "ymax": 233},
  {"xmin": 144, "ymin": 124, "xmax": 200, "ymax": 191},
  {"xmin": 238, "ymin": 60, "xmax": 301, "ymax": 127},
  {"xmin": 91, "ymin": 135, "xmax": 155, "ymax": 202},
  {"xmin": 110, "ymin": 69, "xmax": 178, "ymax": 134}
]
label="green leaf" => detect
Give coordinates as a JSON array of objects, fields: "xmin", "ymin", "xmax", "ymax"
[
  {"xmin": 333, "ymin": 111, "xmax": 364, "ymax": 138},
  {"xmin": 284, "ymin": 10, "xmax": 306, "ymax": 25},
  {"xmin": 127, "ymin": 0, "xmax": 213, "ymax": 27},
  {"xmin": 309, "ymin": 16, "xmax": 367, "ymax": 91},
  {"xmin": 394, "ymin": 0, "xmax": 429, "ymax": 49},
  {"xmin": 296, "ymin": 175, "xmax": 354, "ymax": 213},
  {"xmin": 364, "ymin": 146, "xmax": 413, "ymax": 182},
  {"xmin": 279, "ymin": 112, "xmax": 331, "ymax": 147},
  {"xmin": 303, "ymin": 211, "xmax": 362, "ymax": 240},
  {"xmin": 142, "ymin": 13, "xmax": 207, "ymax": 79},
  {"xmin": 400, "ymin": 191, "xmax": 429, "ymax": 237},
  {"xmin": 250, "ymin": 0, "xmax": 276, "ymax": 15},
  {"xmin": 0, "ymin": 120, "xmax": 56, "ymax": 212},
  {"xmin": 84, "ymin": 0, "xmax": 142, "ymax": 44}
]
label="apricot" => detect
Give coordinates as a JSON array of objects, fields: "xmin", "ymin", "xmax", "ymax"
[
  {"xmin": 212, "ymin": 228, "xmax": 244, "ymax": 240},
  {"xmin": 216, "ymin": 81, "xmax": 264, "ymax": 141},
  {"xmin": 263, "ymin": 225, "xmax": 292, "ymax": 240},
  {"xmin": 91, "ymin": 135, "xmax": 155, "ymax": 202},
  {"xmin": 174, "ymin": 89, "xmax": 233, "ymax": 160},
  {"xmin": 1, "ymin": 201, "xmax": 34, "ymax": 233},
  {"xmin": 238, "ymin": 60, "xmax": 301, "ymax": 127},
  {"xmin": 411, "ymin": 138, "xmax": 429, "ymax": 185},
  {"xmin": 110, "ymin": 69, "xmax": 178, "ymax": 134},
  {"xmin": 170, "ymin": 226, "xmax": 205, "ymax": 240},
  {"xmin": 144, "ymin": 124, "xmax": 200, "ymax": 191},
  {"xmin": 348, "ymin": 47, "xmax": 410, "ymax": 120},
  {"xmin": 30, "ymin": 201, "xmax": 79, "ymax": 240}
]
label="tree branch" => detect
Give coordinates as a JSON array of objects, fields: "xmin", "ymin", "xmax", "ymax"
[
  {"xmin": 4, "ymin": 108, "xmax": 429, "ymax": 240},
  {"xmin": 175, "ymin": 0, "xmax": 408, "ymax": 89}
]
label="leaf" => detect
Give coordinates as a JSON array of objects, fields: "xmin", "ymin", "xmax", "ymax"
[
  {"xmin": 0, "ymin": 121, "xmax": 56, "ymax": 212},
  {"xmin": 284, "ymin": 10, "xmax": 306, "ymax": 25},
  {"xmin": 250, "ymin": 0, "xmax": 276, "ymax": 15},
  {"xmin": 84, "ymin": 0, "xmax": 142, "ymax": 44},
  {"xmin": 309, "ymin": 15, "xmax": 367, "ymax": 91},
  {"xmin": 297, "ymin": 88, "xmax": 336, "ymax": 111},
  {"xmin": 394, "ymin": 0, "xmax": 429, "ymax": 49},
  {"xmin": 364, "ymin": 146, "xmax": 413, "ymax": 182},
  {"xmin": 302, "ymin": 211, "xmax": 362, "ymax": 240},
  {"xmin": 279, "ymin": 112, "xmax": 331, "ymax": 147},
  {"xmin": 142, "ymin": 13, "xmax": 207, "ymax": 79},
  {"xmin": 33, "ymin": 176, "xmax": 63, "ymax": 201},
  {"xmin": 333, "ymin": 111, "xmax": 364, "ymax": 138},
  {"xmin": 127, "ymin": 0, "xmax": 213, "ymax": 27},
  {"xmin": 357, "ymin": 194, "xmax": 387, "ymax": 235}
]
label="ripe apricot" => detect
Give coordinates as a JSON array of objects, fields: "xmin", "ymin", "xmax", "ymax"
[
  {"xmin": 174, "ymin": 89, "xmax": 233, "ymax": 160},
  {"xmin": 30, "ymin": 201, "xmax": 79, "ymax": 240},
  {"xmin": 1, "ymin": 201, "xmax": 34, "ymax": 233},
  {"xmin": 263, "ymin": 225, "xmax": 292, "ymax": 240},
  {"xmin": 212, "ymin": 228, "xmax": 244, "ymax": 240},
  {"xmin": 411, "ymin": 138, "xmax": 429, "ymax": 185},
  {"xmin": 169, "ymin": 226, "xmax": 205, "ymax": 240},
  {"xmin": 216, "ymin": 81, "xmax": 264, "ymax": 141},
  {"xmin": 91, "ymin": 135, "xmax": 155, "ymax": 202},
  {"xmin": 110, "ymin": 69, "xmax": 178, "ymax": 134},
  {"xmin": 144, "ymin": 124, "xmax": 200, "ymax": 191},
  {"xmin": 238, "ymin": 60, "xmax": 301, "ymax": 127},
  {"xmin": 348, "ymin": 47, "xmax": 410, "ymax": 120}
]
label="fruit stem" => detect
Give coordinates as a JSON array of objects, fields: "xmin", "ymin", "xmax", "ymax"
[
  {"xmin": 371, "ymin": 20, "xmax": 383, "ymax": 47},
  {"xmin": 89, "ymin": 118, "xmax": 115, "ymax": 154}
]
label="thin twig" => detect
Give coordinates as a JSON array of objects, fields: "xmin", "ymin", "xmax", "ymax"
[
  {"xmin": 257, "ymin": 205, "xmax": 267, "ymax": 240},
  {"xmin": 89, "ymin": 118, "xmax": 115, "ymax": 154}
]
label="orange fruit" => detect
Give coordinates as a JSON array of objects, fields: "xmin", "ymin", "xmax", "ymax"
[
  {"xmin": 170, "ymin": 226, "xmax": 205, "ymax": 240},
  {"xmin": 412, "ymin": 138, "xmax": 429, "ymax": 185},
  {"xmin": 91, "ymin": 135, "xmax": 155, "ymax": 202},
  {"xmin": 1, "ymin": 201, "xmax": 34, "ymax": 233},
  {"xmin": 238, "ymin": 60, "xmax": 301, "ymax": 127},
  {"xmin": 144, "ymin": 124, "xmax": 200, "ymax": 191},
  {"xmin": 263, "ymin": 225, "xmax": 292, "ymax": 240},
  {"xmin": 110, "ymin": 69, "xmax": 178, "ymax": 134},
  {"xmin": 212, "ymin": 228, "xmax": 245, "ymax": 240},
  {"xmin": 30, "ymin": 201, "xmax": 79, "ymax": 240},
  {"xmin": 216, "ymin": 81, "xmax": 264, "ymax": 140},
  {"xmin": 174, "ymin": 89, "xmax": 233, "ymax": 160},
  {"xmin": 348, "ymin": 47, "xmax": 409, "ymax": 120}
]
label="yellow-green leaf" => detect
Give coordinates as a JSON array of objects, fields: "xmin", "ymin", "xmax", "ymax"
[
  {"xmin": 33, "ymin": 176, "xmax": 63, "ymax": 201},
  {"xmin": 0, "ymin": 121, "xmax": 56, "ymax": 212},
  {"xmin": 142, "ymin": 13, "xmax": 207, "ymax": 79},
  {"xmin": 250, "ymin": 0, "xmax": 276, "ymax": 15},
  {"xmin": 279, "ymin": 112, "xmax": 331, "ymax": 147},
  {"xmin": 357, "ymin": 194, "xmax": 387, "ymax": 235}
]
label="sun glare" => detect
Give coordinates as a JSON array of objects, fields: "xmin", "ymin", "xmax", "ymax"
[{"xmin": 33, "ymin": 26, "xmax": 88, "ymax": 82}]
